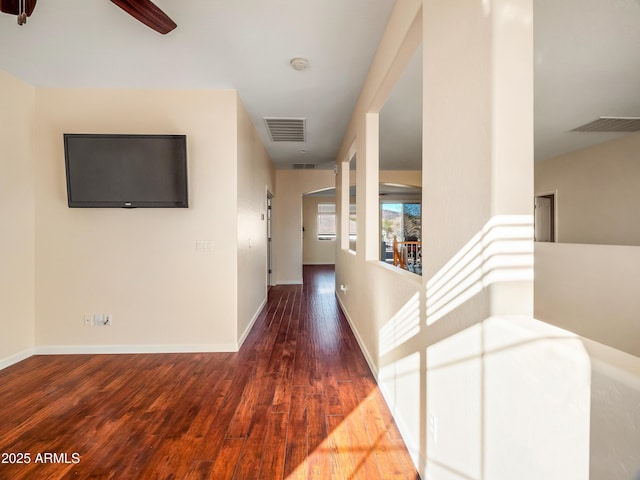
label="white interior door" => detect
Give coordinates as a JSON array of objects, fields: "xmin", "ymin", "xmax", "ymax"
[{"xmin": 535, "ymin": 196, "xmax": 552, "ymax": 242}]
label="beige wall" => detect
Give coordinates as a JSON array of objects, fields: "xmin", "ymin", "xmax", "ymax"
[
  {"xmin": 236, "ymin": 96, "xmax": 275, "ymax": 342},
  {"xmin": 302, "ymin": 195, "xmax": 336, "ymax": 265},
  {"xmin": 379, "ymin": 170, "xmax": 421, "ymax": 187},
  {"xmin": 0, "ymin": 71, "xmax": 36, "ymax": 367},
  {"xmin": 1, "ymin": 78, "xmax": 274, "ymax": 355},
  {"xmin": 535, "ymin": 242, "xmax": 640, "ymax": 357},
  {"xmin": 535, "ymin": 132, "xmax": 640, "ymax": 245},
  {"xmin": 32, "ymin": 88, "xmax": 244, "ymax": 352},
  {"xmin": 272, "ymin": 169, "xmax": 335, "ymax": 284}
]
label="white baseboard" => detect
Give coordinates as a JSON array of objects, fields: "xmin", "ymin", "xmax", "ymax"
[
  {"xmin": 335, "ymin": 293, "xmax": 378, "ymax": 378},
  {"xmin": 237, "ymin": 297, "xmax": 267, "ymax": 349},
  {"xmin": 34, "ymin": 344, "xmax": 238, "ymax": 355},
  {"xmin": 335, "ymin": 292, "xmax": 426, "ymax": 476},
  {"xmin": 276, "ymin": 280, "xmax": 303, "ymax": 285},
  {"xmin": 0, "ymin": 348, "xmax": 35, "ymax": 371},
  {"xmin": 2, "ymin": 343, "xmax": 242, "ymax": 370},
  {"xmin": 7, "ymin": 298, "xmax": 272, "ymax": 360},
  {"xmin": 377, "ymin": 374, "xmax": 427, "ymax": 475}
]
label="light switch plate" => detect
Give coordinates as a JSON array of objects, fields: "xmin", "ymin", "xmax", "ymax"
[{"xmin": 196, "ymin": 240, "xmax": 213, "ymax": 252}]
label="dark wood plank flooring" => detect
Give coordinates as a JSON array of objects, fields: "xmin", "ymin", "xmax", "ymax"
[{"xmin": 0, "ymin": 265, "xmax": 419, "ymax": 479}]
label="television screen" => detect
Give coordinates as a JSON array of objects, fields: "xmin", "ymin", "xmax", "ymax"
[{"xmin": 64, "ymin": 134, "xmax": 188, "ymax": 208}]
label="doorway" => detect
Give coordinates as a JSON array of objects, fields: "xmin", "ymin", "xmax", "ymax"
[
  {"xmin": 267, "ymin": 192, "xmax": 273, "ymax": 286},
  {"xmin": 535, "ymin": 193, "xmax": 555, "ymax": 242}
]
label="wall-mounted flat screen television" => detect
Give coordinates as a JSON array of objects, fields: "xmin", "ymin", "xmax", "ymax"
[{"xmin": 64, "ymin": 134, "xmax": 188, "ymax": 208}]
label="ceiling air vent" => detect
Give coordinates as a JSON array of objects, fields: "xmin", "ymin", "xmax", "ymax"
[
  {"xmin": 572, "ymin": 117, "xmax": 640, "ymax": 132},
  {"xmin": 264, "ymin": 117, "xmax": 306, "ymax": 142},
  {"xmin": 292, "ymin": 163, "xmax": 316, "ymax": 170}
]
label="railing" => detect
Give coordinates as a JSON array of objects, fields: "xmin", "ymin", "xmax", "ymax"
[{"xmin": 392, "ymin": 236, "xmax": 422, "ymax": 275}]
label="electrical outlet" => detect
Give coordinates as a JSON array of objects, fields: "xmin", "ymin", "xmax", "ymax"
[
  {"xmin": 196, "ymin": 240, "xmax": 213, "ymax": 252},
  {"xmin": 93, "ymin": 313, "xmax": 104, "ymax": 326},
  {"xmin": 83, "ymin": 314, "xmax": 92, "ymax": 327},
  {"xmin": 104, "ymin": 314, "xmax": 112, "ymax": 326}
]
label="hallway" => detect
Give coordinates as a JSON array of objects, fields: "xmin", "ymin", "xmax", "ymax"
[{"xmin": 0, "ymin": 266, "xmax": 419, "ymax": 479}]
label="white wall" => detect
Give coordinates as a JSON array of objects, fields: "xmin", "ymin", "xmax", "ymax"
[
  {"xmin": 33, "ymin": 88, "xmax": 241, "ymax": 352},
  {"xmin": 334, "ymin": 0, "xmax": 433, "ymax": 470},
  {"xmin": 335, "ymin": 1, "xmax": 640, "ymax": 477},
  {"xmin": 585, "ymin": 339, "xmax": 640, "ymax": 480},
  {"xmin": 272, "ymin": 169, "xmax": 335, "ymax": 284},
  {"xmin": 535, "ymin": 132, "xmax": 640, "ymax": 245},
  {"xmin": 0, "ymin": 71, "xmax": 36, "ymax": 367},
  {"xmin": 332, "ymin": 0, "xmax": 635, "ymax": 477},
  {"xmin": 533, "ymin": 91, "xmax": 640, "ymax": 480},
  {"xmin": 302, "ymin": 195, "xmax": 336, "ymax": 265},
  {"xmin": 236, "ymin": 96, "xmax": 275, "ymax": 343}
]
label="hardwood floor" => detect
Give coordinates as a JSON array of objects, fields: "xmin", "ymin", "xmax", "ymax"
[{"xmin": 0, "ymin": 266, "xmax": 419, "ymax": 479}]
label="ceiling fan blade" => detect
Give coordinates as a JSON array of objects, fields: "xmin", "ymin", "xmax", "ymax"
[
  {"xmin": 110, "ymin": 0, "xmax": 176, "ymax": 35},
  {"xmin": 0, "ymin": 0, "xmax": 37, "ymax": 16}
]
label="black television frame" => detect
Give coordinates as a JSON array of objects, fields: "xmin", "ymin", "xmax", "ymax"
[{"xmin": 64, "ymin": 133, "xmax": 189, "ymax": 209}]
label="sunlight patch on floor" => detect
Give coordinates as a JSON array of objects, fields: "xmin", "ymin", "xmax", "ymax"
[{"xmin": 285, "ymin": 388, "xmax": 416, "ymax": 480}]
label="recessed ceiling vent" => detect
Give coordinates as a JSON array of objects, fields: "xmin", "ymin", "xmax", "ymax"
[
  {"xmin": 264, "ymin": 117, "xmax": 306, "ymax": 142},
  {"xmin": 572, "ymin": 117, "xmax": 640, "ymax": 132},
  {"xmin": 292, "ymin": 163, "xmax": 316, "ymax": 169}
]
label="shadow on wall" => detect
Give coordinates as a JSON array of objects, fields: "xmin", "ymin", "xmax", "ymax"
[{"xmin": 370, "ymin": 214, "xmax": 640, "ymax": 479}]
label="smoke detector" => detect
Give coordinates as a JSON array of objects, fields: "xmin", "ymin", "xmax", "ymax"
[{"xmin": 290, "ymin": 57, "xmax": 309, "ymax": 71}]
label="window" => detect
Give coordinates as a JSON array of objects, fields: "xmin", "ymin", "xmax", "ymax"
[
  {"xmin": 317, "ymin": 203, "xmax": 336, "ymax": 240},
  {"xmin": 381, "ymin": 201, "xmax": 422, "ymax": 275},
  {"xmin": 349, "ymin": 203, "xmax": 357, "ymax": 243},
  {"xmin": 381, "ymin": 202, "xmax": 421, "ymax": 246},
  {"xmin": 348, "ymin": 153, "xmax": 357, "ymax": 252}
]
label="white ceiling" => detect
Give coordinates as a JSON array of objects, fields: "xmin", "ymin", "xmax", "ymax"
[
  {"xmin": 378, "ymin": 0, "xmax": 640, "ymax": 170},
  {"xmin": 534, "ymin": 0, "xmax": 640, "ymax": 161},
  {"xmin": 0, "ymin": 0, "xmax": 395, "ymax": 169},
  {"xmin": 1, "ymin": 0, "xmax": 638, "ymax": 169}
]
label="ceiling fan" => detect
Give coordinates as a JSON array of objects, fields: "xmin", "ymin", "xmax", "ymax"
[{"xmin": 0, "ymin": 0, "xmax": 177, "ymax": 34}]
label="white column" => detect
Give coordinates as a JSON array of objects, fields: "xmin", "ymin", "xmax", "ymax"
[{"xmin": 422, "ymin": 2, "xmax": 589, "ymax": 479}]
